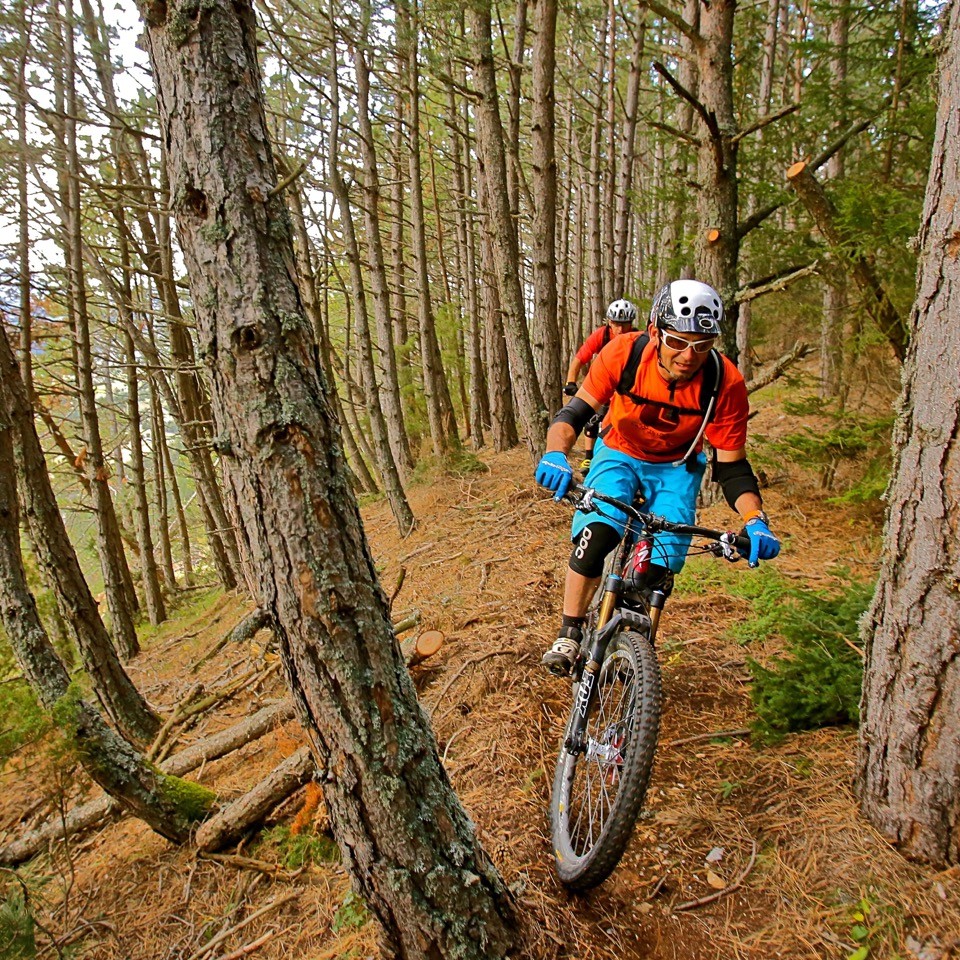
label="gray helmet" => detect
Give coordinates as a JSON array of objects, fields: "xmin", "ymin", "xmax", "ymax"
[
  {"xmin": 650, "ymin": 280, "xmax": 723, "ymax": 335},
  {"xmin": 605, "ymin": 298, "xmax": 638, "ymax": 324}
]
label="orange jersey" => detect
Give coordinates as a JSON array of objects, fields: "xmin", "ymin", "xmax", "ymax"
[{"xmin": 581, "ymin": 333, "xmax": 749, "ymax": 462}]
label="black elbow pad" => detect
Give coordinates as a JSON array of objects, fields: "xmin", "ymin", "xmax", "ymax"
[
  {"xmin": 713, "ymin": 456, "xmax": 761, "ymax": 510},
  {"xmin": 552, "ymin": 397, "xmax": 597, "ymax": 435}
]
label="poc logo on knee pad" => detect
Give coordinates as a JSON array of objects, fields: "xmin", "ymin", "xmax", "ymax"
[{"xmin": 574, "ymin": 528, "xmax": 593, "ymax": 561}]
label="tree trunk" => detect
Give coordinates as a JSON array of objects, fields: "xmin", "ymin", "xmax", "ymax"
[
  {"xmin": 150, "ymin": 378, "xmax": 186, "ymax": 589},
  {"xmin": 819, "ymin": 5, "xmax": 849, "ymax": 400},
  {"xmin": 61, "ymin": 7, "xmax": 140, "ymax": 655},
  {"xmin": 857, "ymin": 0, "xmax": 960, "ymax": 867},
  {"xmin": 195, "ymin": 746, "xmax": 314, "ymax": 852},
  {"xmin": 467, "ymin": 0, "xmax": 547, "ymax": 457},
  {"xmin": 0, "ymin": 381, "xmax": 213, "ymax": 847},
  {"xmin": 353, "ymin": 31, "xmax": 415, "ymax": 480},
  {"xmin": 328, "ymin": 31, "xmax": 415, "ymax": 535},
  {"xmin": 0, "ymin": 699, "xmax": 295, "ymax": 867},
  {"xmin": 613, "ymin": 18, "xmax": 644, "ymax": 297},
  {"xmin": 118, "ymin": 201, "xmax": 167, "ymax": 625},
  {"xmin": 693, "ymin": 0, "xmax": 741, "ymax": 360},
  {"xmin": 137, "ymin": 0, "xmax": 517, "ymax": 951},
  {"xmin": 76, "ymin": 0, "xmax": 240, "ymax": 591},
  {"xmin": 530, "ymin": 0, "xmax": 562, "ymax": 418},
  {"xmin": 477, "ymin": 170, "xmax": 520, "ymax": 452},
  {"xmin": 397, "ymin": 0, "xmax": 460, "ymax": 459},
  {"xmin": 446, "ymin": 61, "xmax": 487, "ymax": 447},
  {"xmin": 0, "ymin": 325, "xmax": 161, "ymax": 745}
]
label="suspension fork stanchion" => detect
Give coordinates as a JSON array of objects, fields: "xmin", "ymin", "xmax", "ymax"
[
  {"xmin": 648, "ymin": 589, "xmax": 667, "ymax": 643},
  {"xmin": 567, "ymin": 571, "xmax": 625, "ymax": 753}
]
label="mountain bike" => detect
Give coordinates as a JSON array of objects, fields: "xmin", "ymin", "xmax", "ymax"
[{"xmin": 550, "ymin": 483, "xmax": 751, "ymax": 890}]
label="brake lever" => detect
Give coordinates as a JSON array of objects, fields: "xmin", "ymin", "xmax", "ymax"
[
  {"xmin": 570, "ymin": 486, "xmax": 595, "ymax": 513},
  {"xmin": 719, "ymin": 531, "xmax": 742, "ymax": 563}
]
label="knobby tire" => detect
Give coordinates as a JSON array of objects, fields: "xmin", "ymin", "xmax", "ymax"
[{"xmin": 550, "ymin": 628, "xmax": 661, "ymax": 890}]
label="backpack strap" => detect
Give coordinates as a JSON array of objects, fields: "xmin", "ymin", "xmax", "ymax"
[{"xmin": 616, "ymin": 332, "xmax": 649, "ymax": 395}]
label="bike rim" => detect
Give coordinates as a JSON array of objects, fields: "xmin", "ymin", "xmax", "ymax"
[{"xmin": 558, "ymin": 647, "xmax": 638, "ymax": 858}]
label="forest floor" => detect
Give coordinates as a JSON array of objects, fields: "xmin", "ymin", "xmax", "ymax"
[{"xmin": 2, "ymin": 374, "xmax": 960, "ymax": 960}]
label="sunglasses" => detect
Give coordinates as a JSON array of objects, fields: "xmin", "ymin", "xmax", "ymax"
[{"xmin": 660, "ymin": 331, "xmax": 717, "ymax": 354}]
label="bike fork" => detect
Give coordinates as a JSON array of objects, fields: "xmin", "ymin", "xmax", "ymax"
[
  {"xmin": 566, "ymin": 577, "xmax": 622, "ymax": 752},
  {"xmin": 648, "ymin": 588, "xmax": 667, "ymax": 643}
]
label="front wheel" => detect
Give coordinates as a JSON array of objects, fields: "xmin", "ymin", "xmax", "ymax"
[{"xmin": 550, "ymin": 628, "xmax": 661, "ymax": 890}]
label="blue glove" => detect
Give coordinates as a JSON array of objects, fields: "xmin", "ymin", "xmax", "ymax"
[
  {"xmin": 535, "ymin": 451, "xmax": 573, "ymax": 501},
  {"xmin": 745, "ymin": 516, "xmax": 780, "ymax": 566}
]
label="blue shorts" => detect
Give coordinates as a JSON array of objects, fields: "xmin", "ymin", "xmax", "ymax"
[{"xmin": 571, "ymin": 438, "xmax": 707, "ymax": 573}]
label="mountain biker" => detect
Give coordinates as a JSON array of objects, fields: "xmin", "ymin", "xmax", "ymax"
[
  {"xmin": 536, "ymin": 279, "xmax": 781, "ymax": 675},
  {"xmin": 564, "ymin": 299, "xmax": 638, "ymax": 470}
]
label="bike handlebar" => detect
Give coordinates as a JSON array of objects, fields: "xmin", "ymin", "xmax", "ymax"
[{"xmin": 567, "ymin": 483, "xmax": 753, "ymax": 558}]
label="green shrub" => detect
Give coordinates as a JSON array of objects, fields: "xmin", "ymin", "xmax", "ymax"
[
  {"xmin": 332, "ymin": 890, "xmax": 371, "ymax": 933},
  {"xmin": 259, "ymin": 824, "xmax": 340, "ymax": 870},
  {"xmin": 0, "ymin": 885, "xmax": 36, "ymax": 959},
  {"xmin": 758, "ymin": 400, "xmax": 893, "ymax": 498},
  {"xmin": 0, "ymin": 633, "xmax": 49, "ymax": 767},
  {"xmin": 747, "ymin": 578, "xmax": 874, "ymax": 741}
]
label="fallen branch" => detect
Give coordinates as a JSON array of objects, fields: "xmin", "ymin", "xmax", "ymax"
[
  {"xmin": 388, "ymin": 567, "xmax": 406, "ymax": 613},
  {"xmin": 217, "ymin": 927, "xmax": 286, "ymax": 960},
  {"xmin": 391, "ymin": 609, "xmax": 421, "ymax": 637},
  {"xmin": 429, "ymin": 651, "xmax": 519, "ymax": 721},
  {"xmin": 197, "ymin": 851, "xmax": 303, "ymax": 880},
  {"xmin": 664, "ymin": 728, "xmax": 751, "ymax": 749},
  {"xmin": 183, "ymin": 889, "xmax": 301, "ymax": 960},
  {"xmin": 194, "ymin": 609, "xmax": 273, "ymax": 672},
  {"xmin": 195, "ymin": 747, "xmax": 316, "ymax": 852},
  {"xmin": 0, "ymin": 700, "xmax": 296, "ymax": 866},
  {"xmin": 673, "ymin": 839, "xmax": 758, "ymax": 911}
]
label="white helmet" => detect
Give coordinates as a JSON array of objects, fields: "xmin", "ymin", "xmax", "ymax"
[
  {"xmin": 605, "ymin": 298, "xmax": 638, "ymax": 324},
  {"xmin": 650, "ymin": 280, "xmax": 723, "ymax": 335}
]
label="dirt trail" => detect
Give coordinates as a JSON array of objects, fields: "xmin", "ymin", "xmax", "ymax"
[{"xmin": 1, "ymin": 433, "xmax": 957, "ymax": 959}]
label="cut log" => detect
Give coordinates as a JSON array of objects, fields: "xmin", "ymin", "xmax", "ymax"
[
  {"xmin": 0, "ymin": 700, "xmax": 296, "ymax": 866},
  {"xmin": 195, "ymin": 746, "xmax": 316, "ymax": 852},
  {"xmin": 401, "ymin": 630, "xmax": 445, "ymax": 668}
]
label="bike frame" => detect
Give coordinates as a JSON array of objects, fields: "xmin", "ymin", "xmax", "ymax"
[{"xmin": 563, "ymin": 485, "xmax": 747, "ymax": 756}]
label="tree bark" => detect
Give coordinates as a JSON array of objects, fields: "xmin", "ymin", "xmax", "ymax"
[
  {"xmin": 0, "ymin": 325, "xmax": 161, "ymax": 746},
  {"xmin": 137, "ymin": 1, "xmax": 516, "ymax": 952},
  {"xmin": 328, "ymin": 28, "xmax": 415, "ymax": 535},
  {"xmin": 0, "ymin": 383, "xmax": 214, "ymax": 851},
  {"xmin": 397, "ymin": 0, "xmax": 460, "ymax": 459},
  {"xmin": 467, "ymin": 0, "xmax": 547, "ymax": 457},
  {"xmin": 530, "ymin": 0, "xmax": 562, "ymax": 418},
  {"xmin": 692, "ymin": 0, "xmax": 742, "ymax": 360},
  {"xmin": 857, "ymin": 0, "xmax": 960, "ymax": 867}
]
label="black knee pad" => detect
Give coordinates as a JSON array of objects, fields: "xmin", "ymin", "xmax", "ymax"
[{"xmin": 569, "ymin": 522, "xmax": 621, "ymax": 578}]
